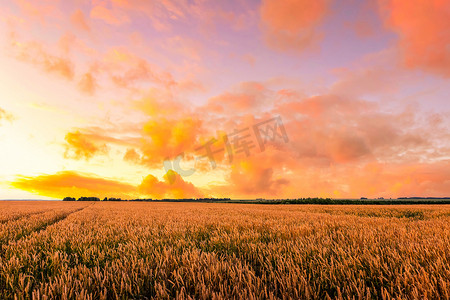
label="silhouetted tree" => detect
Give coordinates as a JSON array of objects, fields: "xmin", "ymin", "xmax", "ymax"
[{"xmin": 78, "ymin": 197, "xmax": 100, "ymax": 201}]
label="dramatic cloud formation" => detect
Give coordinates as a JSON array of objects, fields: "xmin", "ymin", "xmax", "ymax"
[
  {"xmin": 64, "ymin": 131, "xmax": 108, "ymax": 160},
  {"xmin": 139, "ymin": 170, "xmax": 203, "ymax": 199},
  {"xmin": 199, "ymin": 87, "xmax": 448, "ymax": 198},
  {"xmin": 51, "ymin": 83, "xmax": 449, "ymax": 199},
  {"xmin": 378, "ymin": 0, "xmax": 450, "ymax": 77},
  {"xmin": 140, "ymin": 117, "xmax": 204, "ymax": 165},
  {"xmin": 11, "ymin": 170, "xmax": 202, "ymax": 199},
  {"xmin": 1, "ymin": 0, "xmax": 449, "ymax": 199},
  {"xmin": 11, "ymin": 171, "xmax": 136, "ymax": 199},
  {"xmin": 63, "ymin": 127, "xmax": 140, "ymax": 160}
]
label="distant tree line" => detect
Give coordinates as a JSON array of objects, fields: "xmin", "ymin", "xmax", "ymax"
[
  {"xmin": 397, "ymin": 197, "xmax": 450, "ymax": 199},
  {"xmin": 63, "ymin": 197, "xmax": 101, "ymax": 201},
  {"xmin": 62, "ymin": 196, "xmax": 450, "ymax": 204},
  {"xmin": 63, "ymin": 197, "xmax": 128, "ymax": 201},
  {"xmin": 62, "ymin": 197, "xmax": 231, "ymax": 202},
  {"xmin": 251, "ymin": 198, "xmax": 450, "ymax": 205}
]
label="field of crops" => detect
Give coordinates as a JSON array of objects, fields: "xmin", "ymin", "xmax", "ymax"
[{"xmin": 0, "ymin": 202, "xmax": 449, "ymax": 299}]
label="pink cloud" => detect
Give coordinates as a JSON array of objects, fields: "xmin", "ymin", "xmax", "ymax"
[
  {"xmin": 9, "ymin": 39, "xmax": 74, "ymax": 80},
  {"xmin": 259, "ymin": 0, "xmax": 330, "ymax": 53},
  {"xmin": 378, "ymin": 0, "xmax": 450, "ymax": 77},
  {"xmin": 90, "ymin": 5, "xmax": 130, "ymax": 26},
  {"xmin": 70, "ymin": 9, "xmax": 90, "ymax": 31},
  {"xmin": 78, "ymin": 72, "xmax": 97, "ymax": 95}
]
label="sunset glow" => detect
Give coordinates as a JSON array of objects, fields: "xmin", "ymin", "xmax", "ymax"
[{"xmin": 0, "ymin": 0, "xmax": 449, "ymax": 199}]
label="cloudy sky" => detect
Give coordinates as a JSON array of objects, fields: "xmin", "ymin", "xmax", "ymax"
[{"xmin": 0, "ymin": 0, "xmax": 449, "ymax": 200}]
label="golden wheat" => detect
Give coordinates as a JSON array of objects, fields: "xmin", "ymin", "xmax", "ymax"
[{"xmin": 0, "ymin": 202, "xmax": 449, "ymax": 299}]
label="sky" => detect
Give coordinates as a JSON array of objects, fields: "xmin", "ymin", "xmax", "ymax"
[{"xmin": 0, "ymin": 0, "xmax": 449, "ymax": 200}]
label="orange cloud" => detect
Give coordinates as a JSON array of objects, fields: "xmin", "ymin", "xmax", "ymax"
[
  {"xmin": 140, "ymin": 117, "xmax": 204, "ymax": 165},
  {"xmin": 78, "ymin": 72, "xmax": 97, "ymax": 95},
  {"xmin": 63, "ymin": 126, "xmax": 141, "ymax": 160},
  {"xmin": 278, "ymin": 160, "xmax": 450, "ymax": 199},
  {"xmin": 224, "ymin": 155, "xmax": 290, "ymax": 197},
  {"xmin": 11, "ymin": 171, "xmax": 136, "ymax": 199},
  {"xmin": 10, "ymin": 39, "xmax": 74, "ymax": 80},
  {"xmin": 139, "ymin": 170, "xmax": 203, "ymax": 199},
  {"xmin": 211, "ymin": 140, "xmax": 449, "ymax": 199},
  {"xmin": 70, "ymin": 9, "xmax": 90, "ymax": 32},
  {"xmin": 12, "ymin": 0, "xmax": 61, "ymax": 23},
  {"xmin": 313, "ymin": 161, "xmax": 450, "ymax": 198},
  {"xmin": 195, "ymin": 82, "xmax": 448, "ymax": 198},
  {"xmin": 90, "ymin": 5, "xmax": 130, "ymax": 26},
  {"xmin": 52, "ymin": 77, "xmax": 447, "ymax": 199},
  {"xmin": 64, "ymin": 131, "xmax": 108, "ymax": 160},
  {"xmin": 134, "ymin": 88, "xmax": 185, "ymax": 117},
  {"xmin": 123, "ymin": 148, "xmax": 141, "ymax": 164},
  {"xmin": 274, "ymin": 94, "xmax": 432, "ymax": 165},
  {"xmin": 205, "ymin": 82, "xmax": 268, "ymax": 114},
  {"xmin": 378, "ymin": 0, "xmax": 450, "ymax": 77},
  {"xmin": 162, "ymin": 170, "xmax": 203, "ymax": 199},
  {"xmin": 6, "ymin": 27, "xmax": 100, "ymax": 94},
  {"xmin": 101, "ymin": 48, "xmax": 176, "ymax": 89},
  {"xmin": 58, "ymin": 32, "xmax": 76, "ymax": 55},
  {"xmin": 138, "ymin": 174, "xmax": 166, "ymax": 198},
  {"xmin": 62, "ymin": 116, "xmax": 206, "ymax": 167},
  {"xmin": 260, "ymin": 0, "xmax": 330, "ymax": 52},
  {"xmin": 11, "ymin": 170, "xmax": 203, "ymax": 199}
]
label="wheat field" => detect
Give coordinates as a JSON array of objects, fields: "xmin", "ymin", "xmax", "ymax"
[{"xmin": 0, "ymin": 202, "xmax": 449, "ymax": 299}]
